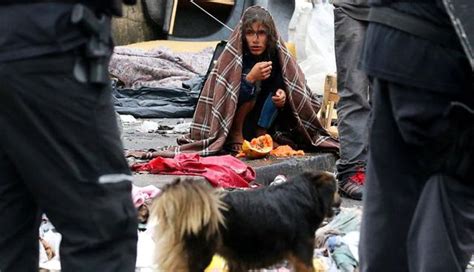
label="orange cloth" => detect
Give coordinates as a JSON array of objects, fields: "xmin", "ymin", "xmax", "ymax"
[{"xmin": 270, "ymin": 145, "xmax": 305, "ymax": 157}]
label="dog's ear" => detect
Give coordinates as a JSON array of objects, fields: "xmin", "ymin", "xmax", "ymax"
[{"xmin": 303, "ymin": 171, "xmax": 336, "ymax": 189}]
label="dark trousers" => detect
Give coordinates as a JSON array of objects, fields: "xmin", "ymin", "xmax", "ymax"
[
  {"xmin": 334, "ymin": 8, "xmax": 371, "ymax": 179},
  {"xmin": 0, "ymin": 53, "xmax": 137, "ymax": 271},
  {"xmin": 359, "ymin": 78, "xmax": 474, "ymax": 272}
]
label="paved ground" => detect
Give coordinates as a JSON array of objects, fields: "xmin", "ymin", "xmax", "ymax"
[
  {"xmin": 121, "ymin": 117, "xmax": 363, "ymax": 209},
  {"xmin": 121, "ymin": 117, "xmax": 474, "ymax": 272}
]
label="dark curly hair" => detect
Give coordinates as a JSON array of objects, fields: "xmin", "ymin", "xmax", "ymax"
[{"xmin": 241, "ymin": 6, "xmax": 278, "ymax": 60}]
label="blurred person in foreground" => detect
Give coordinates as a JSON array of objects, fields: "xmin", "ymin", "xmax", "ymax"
[
  {"xmin": 359, "ymin": 0, "xmax": 474, "ymax": 271},
  {"xmin": 0, "ymin": 1, "xmax": 138, "ymax": 271}
]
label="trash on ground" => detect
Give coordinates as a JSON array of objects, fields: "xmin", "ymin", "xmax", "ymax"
[
  {"xmin": 315, "ymin": 208, "xmax": 363, "ymax": 272},
  {"xmin": 270, "ymin": 174, "xmax": 288, "ymax": 186},
  {"xmin": 138, "ymin": 120, "xmax": 159, "ymax": 133},
  {"xmin": 119, "ymin": 114, "xmax": 138, "ymax": 123}
]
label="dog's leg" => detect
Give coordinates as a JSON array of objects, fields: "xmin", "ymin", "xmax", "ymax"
[
  {"xmin": 288, "ymin": 239, "xmax": 316, "ymax": 272},
  {"xmin": 288, "ymin": 255, "xmax": 315, "ymax": 272}
]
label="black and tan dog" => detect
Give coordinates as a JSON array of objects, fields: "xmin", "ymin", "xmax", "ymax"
[{"xmin": 151, "ymin": 171, "xmax": 340, "ymax": 272}]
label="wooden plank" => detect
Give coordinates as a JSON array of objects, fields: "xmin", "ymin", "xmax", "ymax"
[
  {"xmin": 169, "ymin": 0, "xmax": 179, "ymax": 35},
  {"xmin": 204, "ymin": 0, "xmax": 235, "ymax": 5},
  {"xmin": 320, "ymin": 74, "xmax": 339, "ymax": 129}
]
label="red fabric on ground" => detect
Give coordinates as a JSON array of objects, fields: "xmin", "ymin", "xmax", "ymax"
[{"xmin": 132, "ymin": 153, "xmax": 254, "ymax": 188}]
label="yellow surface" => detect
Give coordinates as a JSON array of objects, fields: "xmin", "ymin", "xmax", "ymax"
[
  {"xmin": 205, "ymin": 255, "xmax": 228, "ymax": 271},
  {"xmin": 313, "ymin": 257, "xmax": 328, "ymax": 271},
  {"xmin": 124, "ymin": 40, "xmax": 297, "ymax": 58},
  {"xmin": 204, "ymin": 0, "xmax": 235, "ymax": 5},
  {"xmin": 286, "ymin": 42, "xmax": 296, "ymax": 59},
  {"xmin": 124, "ymin": 40, "xmax": 220, "ymax": 52}
]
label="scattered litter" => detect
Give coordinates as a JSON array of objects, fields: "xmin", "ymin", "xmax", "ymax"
[
  {"xmin": 314, "ymin": 248, "xmax": 339, "ymax": 272},
  {"xmin": 313, "ymin": 255, "xmax": 329, "ymax": 272},
  {"xmin": 270, "ymin": 175, "xmax": 288, "ymax": 186},
  {"xmin": 39, "ymin": 259, "xmax": 61, "ymax": 271},
  {"xmin": 341, "ymin": 231, "xmax": 360, "ymax": 263},
  {"xmin": 138, "ymin": 120, "xmax": 159, "ymax": 133},
  {"xmin": 316, "ymin": 208, "xmax": 362, "ymax": 238},
  {"xmin": 171, "ymin": 122, "xmax": 191, "ymax": 134},
  {"xmin": 327, "ymin": 236, "xmax": 358, "ymax": 272},
  {"xmin": 315, "ymin": 208, "xmax": 362, "ymax": 272},
  {"xmin": 132, "ymin": 184, "xmax": 161, "ymax": 208},
  {"xmin": 120, "ymin": 114, "xmax": 138, "ymax": 123},
  {"xmin": 39, "ymin": 215, "xmax": 62, "ymax": 271},
  {"xmin": 136, "ymin": 229, "xmax": 156, "ymax": 271},
  {"xmin": 203, "ymin": 250, "xmax": 333, "ymax": 271},
  {"xmin": 132, "ymin": 185, "xmax": 161, "ymax": 228},
  {"xmin": 157, "ymin": 124, "xmax": 174, "ymax": 131},
  {"xmin": 467, "ymin": 258, "xmax": 474, "ymax": 269}
]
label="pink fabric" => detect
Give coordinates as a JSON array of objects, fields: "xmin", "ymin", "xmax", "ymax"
[
  {"xmin": 132, "ymin": 153, "xmax": 255, "ymax": 188},
  {"xmin": 131, "ymin": 185, "xmax": 162, "ymax": 208}
]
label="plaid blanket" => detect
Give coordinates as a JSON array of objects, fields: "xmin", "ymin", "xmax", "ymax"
[{"xmin": 157, "ymin": 7, "xmax": 338, "ymax": 157}]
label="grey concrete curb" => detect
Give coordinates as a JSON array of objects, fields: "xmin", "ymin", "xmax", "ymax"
[{"xmin": 247, "ymin": 153, "xmax": 337, "ymax": 185}]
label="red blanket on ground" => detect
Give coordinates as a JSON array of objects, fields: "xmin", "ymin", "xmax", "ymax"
[{"xmin": 132, "ymin": 153, "xmax": 255, "ymax": 188}]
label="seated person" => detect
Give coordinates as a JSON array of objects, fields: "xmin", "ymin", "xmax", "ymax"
[
  {"xmin": 225, "ymin": 11, "xmax": 287, "ymax": 152},
  {"xmin": 131, "ymin": 6, "xmax": 338, "ymax": 159}
]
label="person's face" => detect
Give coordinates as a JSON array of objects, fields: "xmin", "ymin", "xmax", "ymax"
[{"xmin": 244, "ymin": 22, "xmax": 268, "ymax": 56}]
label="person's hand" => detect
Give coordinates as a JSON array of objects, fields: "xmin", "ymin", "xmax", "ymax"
[
  {"xmin": 246, "ymin": 61, "xmax": 272, "ymax": 83},
  {"xmin": 272, "ymin": 89, "xmax": 286, "ymax": 108}
]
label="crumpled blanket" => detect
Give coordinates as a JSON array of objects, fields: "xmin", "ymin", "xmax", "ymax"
[
  {"xmin": 156, "ymin": 6, "xmax": 339, "ymax": 157},
  {"xmin": 109, "ymin": 46, "xmax": 213, "ymax": 89},
  {"xmin": 132, "ymin": 153, "xmax": 255, "ymax": 188}
]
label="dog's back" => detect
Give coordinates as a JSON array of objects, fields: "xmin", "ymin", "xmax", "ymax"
[
  {"xmin": 150, "ymin": 171, "xmax": 338, "ymax": 272},
  {"xmin": 216, "ymin": 171, "xmax": 337, "ymax": 270}
]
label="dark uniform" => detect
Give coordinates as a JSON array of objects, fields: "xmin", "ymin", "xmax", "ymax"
[
  {"xmin": 0, "ymin": 1, "xmax": 138, "ymax": 271},
  {"xmin": 359, "ymin": 1, "xmax": 474, "ymax": 271},
  {"xmin": 332, "ymin": 0, "xmax": 371, "ymax": 200}
]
